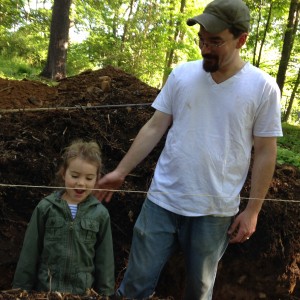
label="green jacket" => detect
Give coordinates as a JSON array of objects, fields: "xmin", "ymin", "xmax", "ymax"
[{"xmin": 13, "ymin": 192, "xmax": 115, "ymax": 296}]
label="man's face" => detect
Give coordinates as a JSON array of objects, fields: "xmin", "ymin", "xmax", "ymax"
[{"xmin": 198, "ymin": 28, "xmax": 240, "ymax": 73}]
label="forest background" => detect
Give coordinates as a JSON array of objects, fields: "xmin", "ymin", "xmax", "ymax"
[{"xmin": 0, "ymin": 0, "xmax": 299, "ymax": 125}]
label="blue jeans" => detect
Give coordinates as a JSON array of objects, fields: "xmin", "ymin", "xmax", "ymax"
[{"xmin": 117, "ymin": 198, "xmax": 232, "ymax": 299}]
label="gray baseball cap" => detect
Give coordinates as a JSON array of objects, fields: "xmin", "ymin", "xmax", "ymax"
[{"xmin": 187, "ymin": 0, "xmax": 250, "ymax": 34}]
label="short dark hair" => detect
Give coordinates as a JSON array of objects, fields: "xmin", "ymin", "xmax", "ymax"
[{"xmin": 229, "ymin": 26, "xmax": 246, "ymax": 38}]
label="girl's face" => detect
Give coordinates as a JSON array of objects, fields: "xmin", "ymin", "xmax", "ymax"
[{"xmin": 62, "ymin": 157, "xmax": 98, "ymax": 204}]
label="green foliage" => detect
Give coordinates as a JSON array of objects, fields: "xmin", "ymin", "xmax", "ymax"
[
  {"xmin": 277, "ymin": 147, "xmax": 300, "ymax": 168},
  {"xmin": 67, "ymin": 43, "xmax": 94, "ymax": 75},
  {"xmin": 16, "ymin": 64, "xmax": 33, "ymax": 75},
  {"xmin": 0, "ymin": 56, "xmax": 41, "ymax": 79},
  {"xmin": 0, "ymin": 31, "xmax": 48, "ymax": 66},
  {"xmin": 0, "ymin": 4, "xmax": 51, "ymax": 67},
  {"xmin": 68, "ymin": 0, "xmax": 205, "ymax": 87},
  {"xmin": 277, "ymin": 123, "xmax": 300, "ymax": 168},
  {"xmin": 0, "ymin": 55, "xmax": 41, "ymax": 79},
  {"xmin": 0, "ymin": 0, "xmax": 26, "ymax": 29},
  {"xmin": 0, "ymin": 0, "xmax": 299, "ymax": 120}
]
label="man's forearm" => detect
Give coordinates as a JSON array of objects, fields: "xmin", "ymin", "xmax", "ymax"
[
  {"xmin": 115, "ymin": 110, "xmax": 172, "ymax": 177},
  {"xmin": 246, "ymin": 137, "xmax": 277, "ymax": 214},
  {"xmin": 115, "ymin": 125, "xmax": 162, "ymax": 177}
]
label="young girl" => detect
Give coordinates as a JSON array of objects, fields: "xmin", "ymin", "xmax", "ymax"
[{"xmin": 13, "ymin": 140, "xmax": 115, "ymax": 296}]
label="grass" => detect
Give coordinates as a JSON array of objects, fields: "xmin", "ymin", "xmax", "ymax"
[
  {"xmin": 277, "ymin": 123, "xmax": 300, "ymax": 168},
  {"xmin": 0, "ymin": 55, "xmax": 42, "ymax": 80},
  {"xmin": 0, "ymin": 55, "xmax": 60, "ymax": 86}
]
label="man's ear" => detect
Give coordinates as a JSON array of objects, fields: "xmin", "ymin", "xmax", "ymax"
[{"xmin": 237, "ymin": 33, "xmax": 248, "ymax": 49}]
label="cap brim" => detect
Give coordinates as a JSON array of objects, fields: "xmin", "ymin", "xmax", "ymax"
[{"xmin": 187, "ymin": 13, "xmax": 230, "ymax": 34}]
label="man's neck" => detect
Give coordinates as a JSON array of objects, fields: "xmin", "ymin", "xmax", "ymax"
[{"xmin": 211, "ymin": 59, "xmax": 246, "ymax": 84}]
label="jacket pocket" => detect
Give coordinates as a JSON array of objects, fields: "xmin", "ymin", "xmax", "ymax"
[
  {"xmin": 80, "ymin": 219, "xmax": 99, "ymax": 243},
  {"xmin": 74, "ymin": 271, "xmax": 93, "ymax": 294},
  {"xmin": 45, "ymin": 217, "xmax": 64, "ymax": 240},
  {"xmin": 37, "ymin": 264, "xmax": 59, "ymax": 292}
]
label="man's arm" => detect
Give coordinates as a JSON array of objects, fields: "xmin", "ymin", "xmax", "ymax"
[
  {"xmin": 228, "ymin": 136, "xmax": 277, "ymax": 243},
  {"xmin": 96, "ymin": 110, "xmax": 172, "ymax": 202}
]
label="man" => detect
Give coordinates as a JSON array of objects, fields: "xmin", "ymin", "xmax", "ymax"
[{"xmin": 97, "ymin": 0, "xmax": 282, "ymax": 298}]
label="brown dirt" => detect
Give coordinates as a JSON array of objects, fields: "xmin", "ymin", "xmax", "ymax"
[{"xmin": 0, "ymin": 66, "xmax": 299, "ymax": 300}]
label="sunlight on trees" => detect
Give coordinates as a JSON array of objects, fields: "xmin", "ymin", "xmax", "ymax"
[{"xmin": 0, "ymin": 0, "xmax": 299, "ymax": 122}]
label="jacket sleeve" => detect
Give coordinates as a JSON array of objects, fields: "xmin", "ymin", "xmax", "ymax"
[
  {"xmin": 12, "ymin": 202, "xmax": 46, "ymax": 290},
  {"xmin": 93, "ymin": 210, "xmax": 115, "ymax": 296}
]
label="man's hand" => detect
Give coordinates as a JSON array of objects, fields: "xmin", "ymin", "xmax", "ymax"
[
  {"xmin": 228, "ymin": 136, "xmax": 277, "ymax": 243},
  {"xmin": 228, "ymin": 209, "xmax": 258, "ymax": 243},
  {"xmin": 95, "ymin": 170, "xmax": 125, "ymax": 202}
]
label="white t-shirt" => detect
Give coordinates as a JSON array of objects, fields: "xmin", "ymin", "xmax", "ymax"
[{"xmin": 147, "ymin": 60, "xmax": 282, "ymax": 217}]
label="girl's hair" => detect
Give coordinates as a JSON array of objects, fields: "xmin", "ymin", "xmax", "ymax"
[{"xmin": 56, "ymin": 139, "xmax": 102, "ymax": 184}]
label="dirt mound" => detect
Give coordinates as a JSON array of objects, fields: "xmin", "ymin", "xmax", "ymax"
[{"xmin": 0, "ymin": 66, "xmax": 299, "ymax": 299}]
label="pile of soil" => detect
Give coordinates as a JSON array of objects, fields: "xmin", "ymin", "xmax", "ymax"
[{"xmin": 0, "ymin": 66, "xmax": 299, "ymax": 300}]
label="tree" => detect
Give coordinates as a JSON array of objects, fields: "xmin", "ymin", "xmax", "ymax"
[
  {"xmin": 40, "ymin": 0, "xmax": 72, "ymax": 80},
  {"xmin": 0, "ymin": 0, "xmax": 25, "ymax": 30},
  {"xmin": 276, "ymin": 0, "xmax": 299, "ymax": 95},
  {"xmin": 283, "ymin": 67, "xmax": 300, "ymax": 122},
  {"xmin": 253, "ymin": 1, "xmax": 273, "ymax": 67},
  {"xmin": 162, "ymin": 0, "xmax": 187, "ymax": 85}
]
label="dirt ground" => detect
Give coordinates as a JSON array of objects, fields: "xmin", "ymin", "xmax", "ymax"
[{"xmin": 0, "ymin": 66, "xmax": 299, "ymax": 300}]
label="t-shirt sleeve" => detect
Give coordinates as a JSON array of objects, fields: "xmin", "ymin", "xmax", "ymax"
[
  {"xmin": 253, "ymin": 78, "xmax": 283, "ymax": 137},
  {"xmin": 152, "ymin": 71, "xmax": 175, "ymax": 115}
]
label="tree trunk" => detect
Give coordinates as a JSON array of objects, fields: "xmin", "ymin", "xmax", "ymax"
[
  {"xmin": 256, "ymin": 2, "xmax": 272, "ymax": 67},
  {"xmin": 162, "ymin": 0, "xmax": 186, "ymax": 86},
  {"xmin": 120, "ymin": 0, "xmax": 135, "ymax": 52},
  {"xmin": 40, "ymin": 0, "xmax": 72, "ymax": 80},
  {"xmin": 282, "ymin": 67, "xmax": 300, "ymax": 122},
  {"xmin": 276, "ymin": 0, "xmax": 299, "ymax": 94},
  {"xmin": 252, "ymin": 0, "xmax": 262, "ymax": 66}
]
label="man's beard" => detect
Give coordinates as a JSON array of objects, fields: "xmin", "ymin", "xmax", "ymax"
[{"xmin": 202, "ymin": 55, "xmax": 219, "ymax": 73}]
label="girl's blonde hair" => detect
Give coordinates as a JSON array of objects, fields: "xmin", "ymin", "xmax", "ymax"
[{"xmin": 56, "ymin": 140, "xmax": 102, "ymax": 184}]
